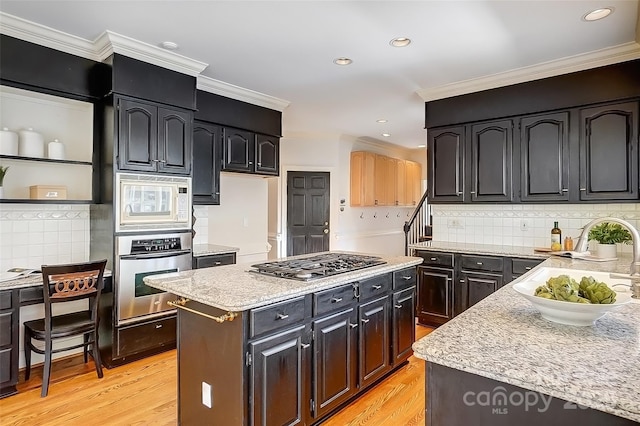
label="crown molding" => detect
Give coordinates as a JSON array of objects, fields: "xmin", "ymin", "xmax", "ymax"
[
  {"xmin": 197, "ymin": 76, "xmax": 290, "ymax": 112},
  {"xmin": 94, "ymin": 31, "xmax": 208, "ymax": 77},
  {"xmin": 417, "ymin": 41, "xmax": 640, "ymax": 102},
  {"xmin": 0, "ymin": 12, "xmax": 99, "ymax": 61}
]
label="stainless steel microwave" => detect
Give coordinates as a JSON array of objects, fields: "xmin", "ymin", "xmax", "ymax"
[{"xmin": 115, "ymin": 173, "xmax": 192, "ymax": 233}]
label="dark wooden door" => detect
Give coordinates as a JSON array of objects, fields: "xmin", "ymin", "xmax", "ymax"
[
  {"xmin": 157, "ymin": 107, "xmax": 192, "ymax": 175},
  {"xmin": 287, "ymin": 171, "xmax": 330, "ymax": 256},
  {"xmin": 312, "ymin": 308, "xmax": 358, "ymax": 419},
  {"xmin": 428, "ymin": 126, "xmax": 465, "ymax": 202},
  {"xmin": 391, "ymin": 287, "xmax": 415, "ymax": 365},
  {"xmin": 250, "ymin": 324, "xmax": 310, "ymax": 426},
  {"xmin": 255, "ymin": 134, "xmax": 279, "ymax": 175},
  {"xmin": 192, "ymin": 121, "xmax": 222, "ymax": 205},
  {"xmin": 520, "ymin": 112, "xmax": 570, "ymax": 202},
  {"xmin": 358, "ymin": 296, "xmax": 390, "ymax": 389},
  {"xmin": 579, "ymin": 102, "xmax": 639, "ymax": 201},
  {"xmin": 222, "ymin": 127, "xmax": 254, "ymax": 173},
  {"xmin": 459, "ymin": 271, "xmax": 503, "ymax": 312},
  {"xmin": 416, "ymin": 266, "xmax": 453, "ymax": 327},
  {"xmin": 470, "ymin": 120, "xmax": 513, "ymax": 202},
  {"xmin": 117, "ymin": 97, "xmax": 158, "ymax": 172}
]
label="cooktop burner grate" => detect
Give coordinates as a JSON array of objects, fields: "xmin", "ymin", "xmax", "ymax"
[{"xmin": 250, "ymin": 253, "xmax": 386, "ymax": 281}]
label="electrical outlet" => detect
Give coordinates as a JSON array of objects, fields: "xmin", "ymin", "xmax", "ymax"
[
  {"xmin": 520, "ymin": 220, "xmax": 529, "ymax": 231},
  {"xmin": 202, "ymin": 382, "xmax": 212, "ymax": 408},
  {"xmin": 447, "ymin": 219, "xmax": 463, "ymax": 229}
]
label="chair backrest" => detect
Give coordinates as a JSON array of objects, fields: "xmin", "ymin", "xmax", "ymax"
[{"xmin": 41, "ymin": 260, "xmax": 107, "ymax": 325}]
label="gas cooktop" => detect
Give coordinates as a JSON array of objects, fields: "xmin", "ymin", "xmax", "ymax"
[{"xmin": 250, "ymin": 253, "xmax": 386, "ymax": 281}]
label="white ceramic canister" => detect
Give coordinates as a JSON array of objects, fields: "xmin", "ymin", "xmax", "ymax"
[
  {"xmin": 47, "ymin": 139, "xmax": 65, "ymax": 160},
  {"xmin": 0, "ymin": 127, "xmax": 19, "ymax": 156},
  {"xmin": 18, "ymin": 128, "xmax": 44, "ymax": 158}
]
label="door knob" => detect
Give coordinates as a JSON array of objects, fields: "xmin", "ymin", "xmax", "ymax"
[{"xmin": 323, "ymin": 229, "xmax": 329, "ymax": 234}]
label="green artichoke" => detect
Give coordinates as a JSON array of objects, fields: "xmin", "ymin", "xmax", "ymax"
[
  {"xmin": 579, "ymin": 276, "xmax": 617, "ymax": 304},
  {"xmin": 534, "ymin": 285, "xmax": 554, "ymax": 299}
]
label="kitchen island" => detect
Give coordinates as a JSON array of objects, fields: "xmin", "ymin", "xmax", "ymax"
[
  {"xmin": 412, "ymin": 255, "xmax": 640, "ymax": 425},
  {"xmin": 145, "ymin": 252, "xmax": 422, "ymax": 425}
]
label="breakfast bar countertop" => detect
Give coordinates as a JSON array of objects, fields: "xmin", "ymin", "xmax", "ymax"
[
  {"xmin": 412, "ymin": 255, "xmax": 640, "ymax": 422},
  {"xmin": 144, "ymin": 253, "xmax": 423, "ymax": 312}
]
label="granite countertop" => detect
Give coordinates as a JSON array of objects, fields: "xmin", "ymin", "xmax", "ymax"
[
  {"xmin": 409, "ymin": 240, "xmax": 549, "ymax": 259},
  {"xmin": 412, "ymin": 255, "xmax": 640, "ymax": 422},
  {"xmin": 0, "ymin": 269, "xmax": 113, "ymax": 291},
  {"xmin": 193, "ymin": 244, "xmax": 240, "ymax": 257},
  {"xmin": 144, "ymin": 252, "xmax": 423, "ymax": 312}
]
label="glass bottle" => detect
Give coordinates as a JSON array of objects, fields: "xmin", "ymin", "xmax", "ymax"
[{"xmin": 551, "ymin": 221, "xmax": 562, "ymax": 250}]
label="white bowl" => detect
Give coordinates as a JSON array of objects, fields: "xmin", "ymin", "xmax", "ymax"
[{"xmin": 513, "ymin": 269, "xmax": 632, "ymax": 326}]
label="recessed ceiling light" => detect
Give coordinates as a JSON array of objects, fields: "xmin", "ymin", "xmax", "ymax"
[
  {"xmin": 417, "ymin": 144, "xmax": 426, "ymax": 148},
  {"xmin": 382, "ymin": 133, "xmax": 391, "ymax": 137},
  {"xmin": 376, "ymin": 119, "xmax": 388, "ymax": 123},
  {"xmin": 583, "ymin": 7, "xmax": 613, "ymax": 21},
  {"xmin": 333, "ymin": 57, "xmax": 353, "ymax": 66},
  {"xmin": 160, "ymin": 41, "xmax": 179, "ymax": 50},
  {"xmin": 390, "ymin": 37, "xmax": 411, "ymax": 47}
]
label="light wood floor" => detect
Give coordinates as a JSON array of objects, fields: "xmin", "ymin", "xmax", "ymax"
[{"xmin": 0, "ymin": 326, "xmax": 433, "ymax": 426}]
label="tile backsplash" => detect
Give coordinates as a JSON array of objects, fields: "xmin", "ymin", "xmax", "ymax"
[
  {"xmin": 432, "ymin": 203, "xmax": 639, "ymax": 252},
  {"xmin": 0, "ymin": 204, "xmax": 90, "ymax": 271},
  {"xmin": 192, "ymin": 205, "xmax": 209, "ymax": 245}
]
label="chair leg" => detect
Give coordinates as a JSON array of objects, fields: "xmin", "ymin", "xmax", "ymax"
[
  {"xmin": 41, "ymin": 339, "xmax": 53, "ymax": 397},
  {"xmin": 83, "ymin": 334, "xmax": 89, "ymax": 364},
  {"xmin": 23, "ymin": 328, "xmax": 32, "ymax": 381},
  {"xmin": 92, "ymin": 330, "xmax": 103, "ymax": 379}
]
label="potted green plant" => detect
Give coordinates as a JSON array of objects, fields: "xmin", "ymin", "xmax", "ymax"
[
  {"xmin": 0, "ymin": 166, "xmax": 7, "ymax": 198},
  {"xmin": 587, "ymin": 222, "xmax": 632, "ymax": 258}
]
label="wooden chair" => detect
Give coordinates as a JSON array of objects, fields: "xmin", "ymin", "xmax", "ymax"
[{"xmin": 23, "ymin": 259, "xmax": 107, "ymax": 397}]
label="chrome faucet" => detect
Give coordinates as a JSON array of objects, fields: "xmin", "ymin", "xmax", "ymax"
[{"xmin": 575, "ymin": 217, "xmax": 640, "ymax": 298}]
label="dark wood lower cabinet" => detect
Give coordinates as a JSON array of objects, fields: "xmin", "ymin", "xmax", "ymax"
[
  {"xmin": 358, "ymin": 296, "xmax": 390, "ymax": 389},
  {"xmin": 417, "ymin": 266, "xmax": 454, "ymax": 327},
  {"xmin": 250, "ymin": 324, "xmax": 310, "ymax": 426},
  {"xmin": 392, "ymin": 287, "xmax": 416, "ymax": 365},
  {"xmin": 459, "ymin": 271, "xmax": 503, "ymax": 312}
]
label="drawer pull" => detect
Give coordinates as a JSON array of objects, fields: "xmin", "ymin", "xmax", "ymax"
[
  {"xmin": 402, "ymin": 276, "xmax": 412, "ymax": 280},
  {"xmin": 430, "ymin": 257, "xmax": 437, "ymax": 261},
  {"xmin": 372, "ymin": 285, "xmax": 382, "ymax": 290},
  {"xmin": 277, "ymin": 313, "xmax": 289, "ymax": 320},
  {"xmin": 460, "ymin": 280, "xmax": 465, "ymax": 283},
  {"xmin": 525, "ymin": 266, "xmax": 532, "ymax": 270},
  {"xmin": 361, "ymin": 318, "xmax": 370, "ymax": 324},
  {"xmin": 155, "ymin": 324, "xmax": 163, "ymax": 329},
  {"xmin": 214, "ymin": 261, "xmax": 221, "ymax": 265},
  {"xmin": 349, "ymin": 323, "xmax": 358, "ymax": 328},
  {"xmin": 301, "ymin": 343, "xmax": 310, "ymax": 349},
  {"xmin": 394, "ymin": 304, "xmax": 402, "ymax": 309},
  {"xmin": 476, "ymin": 262, "xmax": 483, "ymax": 265},
  {"xmin": 331, "ymin": 297, "xmax": 343, "ymax": 303}
]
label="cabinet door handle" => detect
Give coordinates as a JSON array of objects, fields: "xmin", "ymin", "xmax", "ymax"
[
  {"xmin": 331, "ymin": 297, "xmax": 342, "ymax": 303},
  {"xmin": 470, "ymin": 191, "xmax": 476, "ymax": 194},
  {"xmin": 249, "ymin": 161, "xmax": 253, "ymax": 165},
  {"xmin": 447, "ymin": 278, "xmax": 453, "ymax": 282},
  {"xmin": 301, "ymin": 343, "xmax": 311, "ymax": 349},
  {"xmin": 402, "ymin": 276, "xmax": 412, "ymax": 280},
  {"xmin": 257, "ymin": 162, "xmax": 261, "ymax": 166},
  {"xmin": 155, "ymin": 324, "xmax": 163, "ymax": 329},
  {"xmin": 160, "ymin": 159, "xmax": 166, "ymax": 163},
  {"xmin": 561, "ymin": 188, "xmax": 569, "ymax": 192},
  {"xmin": 372, "ymin": 285, "xmax": 382, "ymax": 290},
  {"xmin": 394, "ymin": 304, "xmax": 403, "ymax": 309},
  {"xmin": 456, "ymin": 192, "xmax": 462, "ymax": 195},
  {"xmin": 580, "ymin": 188, "xmax": 586, "ymax": 191},
  {"xmin": 460, "ymin": 280, "xmax": 465, "ymax": 283},
  {"xmin": 349, "ymin": 323, "xmax": 358, "ymax": 328},
  {"xmin": 152, "ymin": 159, "xmax": 160, "ymax": 163},
  {"xmin": 361, "ymin": 318, "xmax": 370, "ymax": 324},
  {"xmin": 476, "ymin": 262, "xmax": 483, "ymax": 265},
  {"xmin": 277, "ymin": 313, "xmax": 289, "ymax": 320},
  {"xmin": 430, "ymin": 257, "xmax": 437, "ymax": 261}
]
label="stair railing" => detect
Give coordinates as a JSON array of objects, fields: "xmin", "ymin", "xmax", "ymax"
[{"xmin": 403, "ymin": 189, "xmax": 431, "ymax": 256}]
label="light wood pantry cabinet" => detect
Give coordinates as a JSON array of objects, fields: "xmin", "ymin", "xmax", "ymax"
[
  {"xmin": 0, "ymin": 85, "xmax": 94, "ymax": 202},
  {"xmin": 350, "ymin": 151, "xmax": 422, "ymax": 207}
]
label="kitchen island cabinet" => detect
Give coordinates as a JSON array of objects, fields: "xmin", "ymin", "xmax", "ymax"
[
  {"xmin": 144, "ymin": 253, "xmax": 421, "ymax": 425},
  {"xmin": 412, "ymin": 256, "xmax": 640, "ymax": 425}
]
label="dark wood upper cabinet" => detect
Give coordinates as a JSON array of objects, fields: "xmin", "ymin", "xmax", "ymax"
[
  {"xmin": 222, "ymin": 127, "xmax": 254, "ymax": 173},
  {"xmin": 428, "ymin": 126, "xmax": 465, "ymax": 202},
  {"xmin": 255, "ymin": 134, "xmax": 279, "ymax": 175},
  {"xmin": 520, "ymin": 112, "xmax": 570, "ymax": 202},
  {"xmin": 470, "ymin": 120, "xmax": 513, "ymax": 202},
  {"xmin": 192, "ymin": 121, "xmax": 222, "ymax": 205},
  {"xmin": 579, "ymin": 102, "xmax": 639, "ymax": 201},
  {"xmin": 117, "ymin": 96, "xmax": 192, "ymax": 175}
]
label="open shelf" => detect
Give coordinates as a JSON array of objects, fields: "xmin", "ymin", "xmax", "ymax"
[{"xmin": 0, "ymin": 154, "xmax": 92, "ymax": 166}]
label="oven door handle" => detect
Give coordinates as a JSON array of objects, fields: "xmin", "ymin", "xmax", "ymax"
[{"xmin": 120, "ymin": 249, "xmax": 192, "ymax": 260}]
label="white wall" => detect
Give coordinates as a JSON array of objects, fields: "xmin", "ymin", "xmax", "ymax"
[
  {"xmin": 277, "ymin": 133, "xmax": 427, "ymax": 257},
  {"xmin": 432, "ymin": 203, "xmax": 639, "ymax": 254},
  {"xmin": 199, "ymin": 173, "xmax": 272, "ymax": 264}
]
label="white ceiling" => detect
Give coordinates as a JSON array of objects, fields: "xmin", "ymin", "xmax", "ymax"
[{"xmin": 1, "ymin": 1, "xmax": 639, "ymax": 149}]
